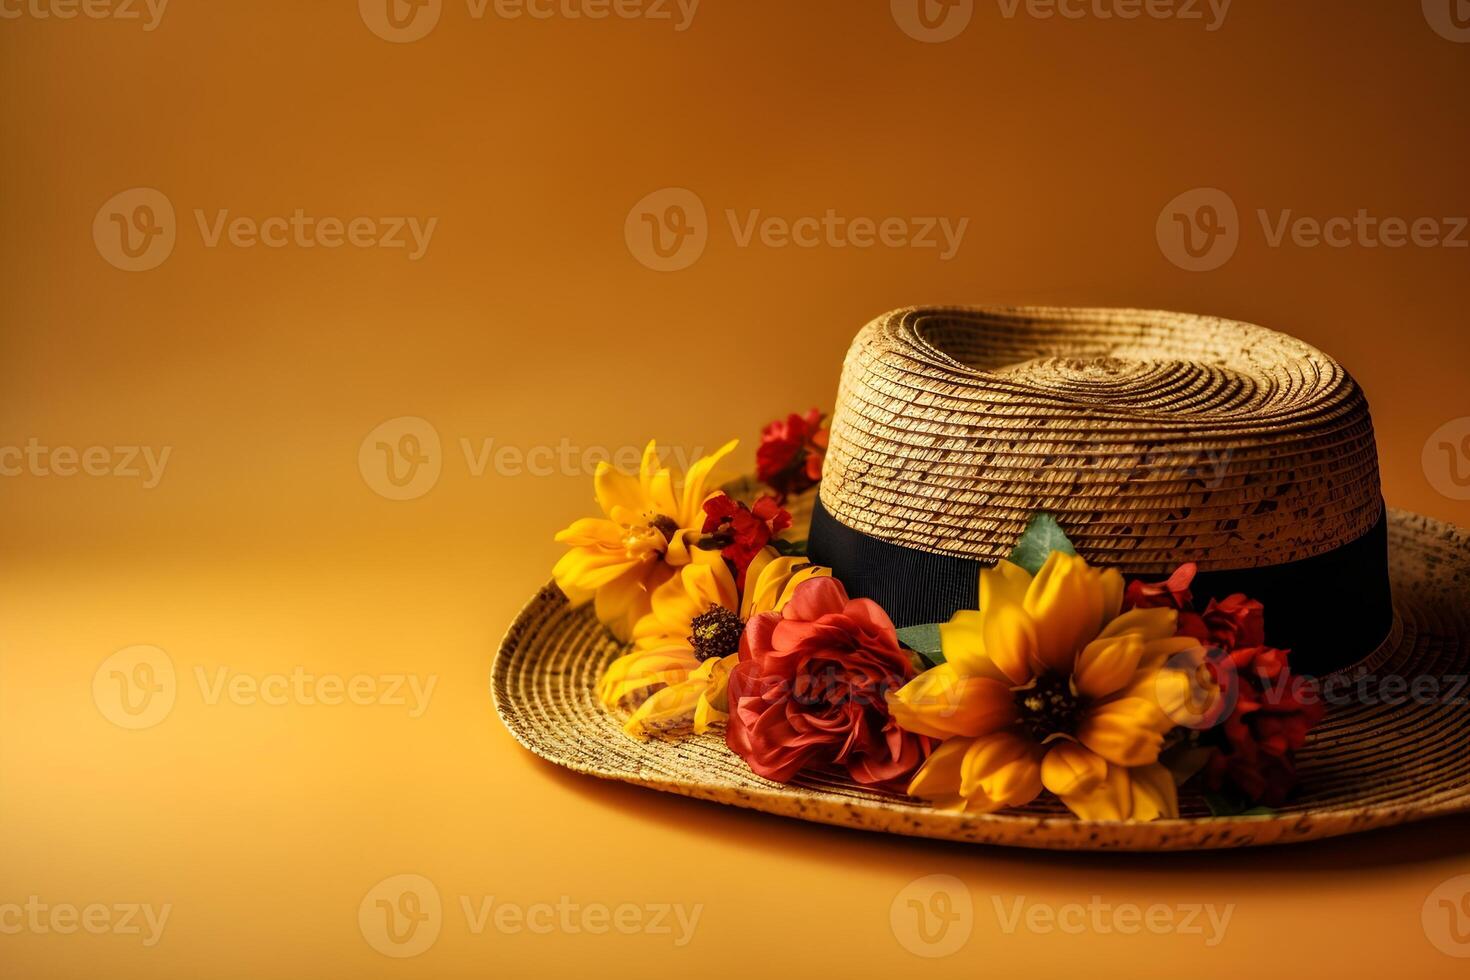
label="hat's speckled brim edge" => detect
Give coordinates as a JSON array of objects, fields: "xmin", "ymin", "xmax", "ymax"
[{"xmin": 492, "ymin": 508, "xmax": 1470, "ymax": 851}]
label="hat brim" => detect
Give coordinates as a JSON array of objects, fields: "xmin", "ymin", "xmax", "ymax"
[{"xmin": 492, "ymin": 507, "xmax": 1470, "ymax": 851}]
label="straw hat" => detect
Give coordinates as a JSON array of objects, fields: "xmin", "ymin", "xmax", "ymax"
[{"xmin": 494, "ymin": 306, "xmax": 1470, "ymax": 850}]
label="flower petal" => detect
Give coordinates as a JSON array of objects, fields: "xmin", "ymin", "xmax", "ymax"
[
  {"xmin": 623, "ymin": 676, "xmax": 705, "ymax": 739},
  {"xmin": 980, "ymin": 559, "xmax": 1033, "ymax": 612},
  {"xmin": 782, "ymin": 576, "xmax": 849, "ymax": 621},
  {"xmin": 692, "ymin": 654, "xmax": 737, "ymax": 733},
  {"xmin": 907, "ymin": 736, "xmax": 972, "ymax": 801},
  {"xmin": 1041, "ymin": 741, "xmax": 1108, "ymax": 798},
  {"xmin": 1076, "ymin": 696, "xmax": 1170, "ymax": 767},
  {"xmin": 597, "ymin": 645, "xmax": 700, "ymax": 707},
  {"xmin": 957, "ymin": 731, "xmax": 1043, "ymax": 810},
  {"xmin": 1058, "ymin": 761, "xmax": 1133, "ymax": 820},
  {"xmin": 1096, "ymin": 607, "xmax": 1177, "ymax": 643},
  {"xmin": 1127, "ymin": 763, "xmax": 1180, "ymax": 821},
  {"xmin": 594, "ymin": 462, "xmax": 647, "ymax": 518},
  {"xmin": 887, "ymin": 664, "xmax": 1018, "ymax": 739},
  {"xmin": 741, "ymin": 551, "xmax": 831, "ymax": 618},
  {"xmin": 1023, "ymin": 553, "xmax": 1106, "ymax": 673},
  {"xmin": 678, "ymin": 439, "xmax": 739, "ymax": 526},
  {"xmin": 1100, "ymin": 567, "xmax": 1124, "ymax": 624},
  {"xmin": 938, "ymin": 610, "xmax": 1025, "ymax": 684},
  {"xmin": 1073, "ymin": 633, "xmax": 1145, "ymax": 700}
]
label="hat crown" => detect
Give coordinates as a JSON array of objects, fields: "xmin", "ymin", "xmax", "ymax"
[{"xmin": 819, "ymin": 306, "xmax": 1382, "ymax": 573}]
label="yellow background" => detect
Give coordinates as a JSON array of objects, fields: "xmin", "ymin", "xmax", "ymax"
[{"xmin": 3, "ymin": 1, "xmax": 1470, "ymax": 977}]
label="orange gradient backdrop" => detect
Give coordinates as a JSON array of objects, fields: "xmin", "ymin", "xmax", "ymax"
[{"xmin": 2, "ymin": 2, "xmax": 1469, "ymax": 978}]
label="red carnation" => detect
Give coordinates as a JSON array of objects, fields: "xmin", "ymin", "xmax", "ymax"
[
  {"xmin": 756, "ymin": 409, "xmax": 828, "ymax": 502},
  {"xmin": 1167, "ymin": 597, "xmax": 1264, "ymax": 655},
  {"xmin": 701, "ymin": 493, "xmax": 792, "ymax": 589},
  {"xmin": 1203, "ymin": 646, "xmax": 1326, "ymax": 807},
  {"xmin": 726, "ymin": 577, "xmax": 931, "ymax": 788}
]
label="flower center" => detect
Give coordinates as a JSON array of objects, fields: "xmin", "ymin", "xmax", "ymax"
[
  {"xmin": 1016, "ymin": 671, "xmax": 1082, "ymax": 742},
  {"xmin": 648, "ymin": 514, "xmax": 681, "ymax": 543},
  {"xmin": 688, "ymin": 605, "xmax": 744, "ymax": 662}
]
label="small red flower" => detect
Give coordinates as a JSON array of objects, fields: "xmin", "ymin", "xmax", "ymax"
[
  {"xmin": 1126, "ymin": 563, "xmax": 1325, "ymax": 808},
  {"xmin": 726, "ymin": 578, "xmax": 931, "ymax": 788},
  {"xmin": 756, "ymin": 409, "xmax": 829, "ymax": 501},
  {"xmin": 701, "ymin": 493, "xmax": 792, "ymax": 589},
  {"xmin": 1203, "ymin": 646, "xmax": 1326, "ymax": 807},
  {"xmin": 1123, "ymin": 562, "xmax": 1196, "ymax": 610},
  {"xmin": 1180, "ymin": 594, "xmax": 1266, "ymax": 651}
]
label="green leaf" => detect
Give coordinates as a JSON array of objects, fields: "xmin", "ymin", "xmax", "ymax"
[
  {"xmin": 1202, "ymin": 791, "xmax": 1277, "ymax": 818},
  {"xmin": 1007, "ymin": 512, "xmax": 1078, "ymax": 575},
  {"xmin": 896, "ymin": 623, "xmax": 946, "ymax": 666}
]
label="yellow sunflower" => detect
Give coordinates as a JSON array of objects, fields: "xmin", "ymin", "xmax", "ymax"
[
  {"xmin": 598, "ymin": 547, "xmax": 829, "ymax": 739},
  {"xmin": 553, "ymin": 439, "xmax": 737, "ymax": 641},
  {"xmin": 887, "ymin": 552, "xmax": 1212, "ymax": 821}
]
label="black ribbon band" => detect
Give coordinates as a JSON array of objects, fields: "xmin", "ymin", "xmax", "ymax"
[{"xmin": 807, "ymin": 498, "xmax": 1394, "ymax": 676}]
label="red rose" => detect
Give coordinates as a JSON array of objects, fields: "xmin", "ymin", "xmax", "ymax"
[
  {"xmin": 1204, "ymin": 645, "xmax": 1326, "ymax": 807},
  {"xmin": 701, "ymin": 493, "xmax": 792, "ymax": 589},
  {"xmin": 726, "ymin": 577, "xmax": 931, "ymax": 787},
  {"xmin": 756, "ymin": 409, "xmax": 828, "ymax": 501}
]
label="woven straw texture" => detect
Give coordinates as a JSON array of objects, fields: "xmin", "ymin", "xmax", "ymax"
[{"xmin": 820, "ymin": 306, "xmax": 1382, "ymax": 571}]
